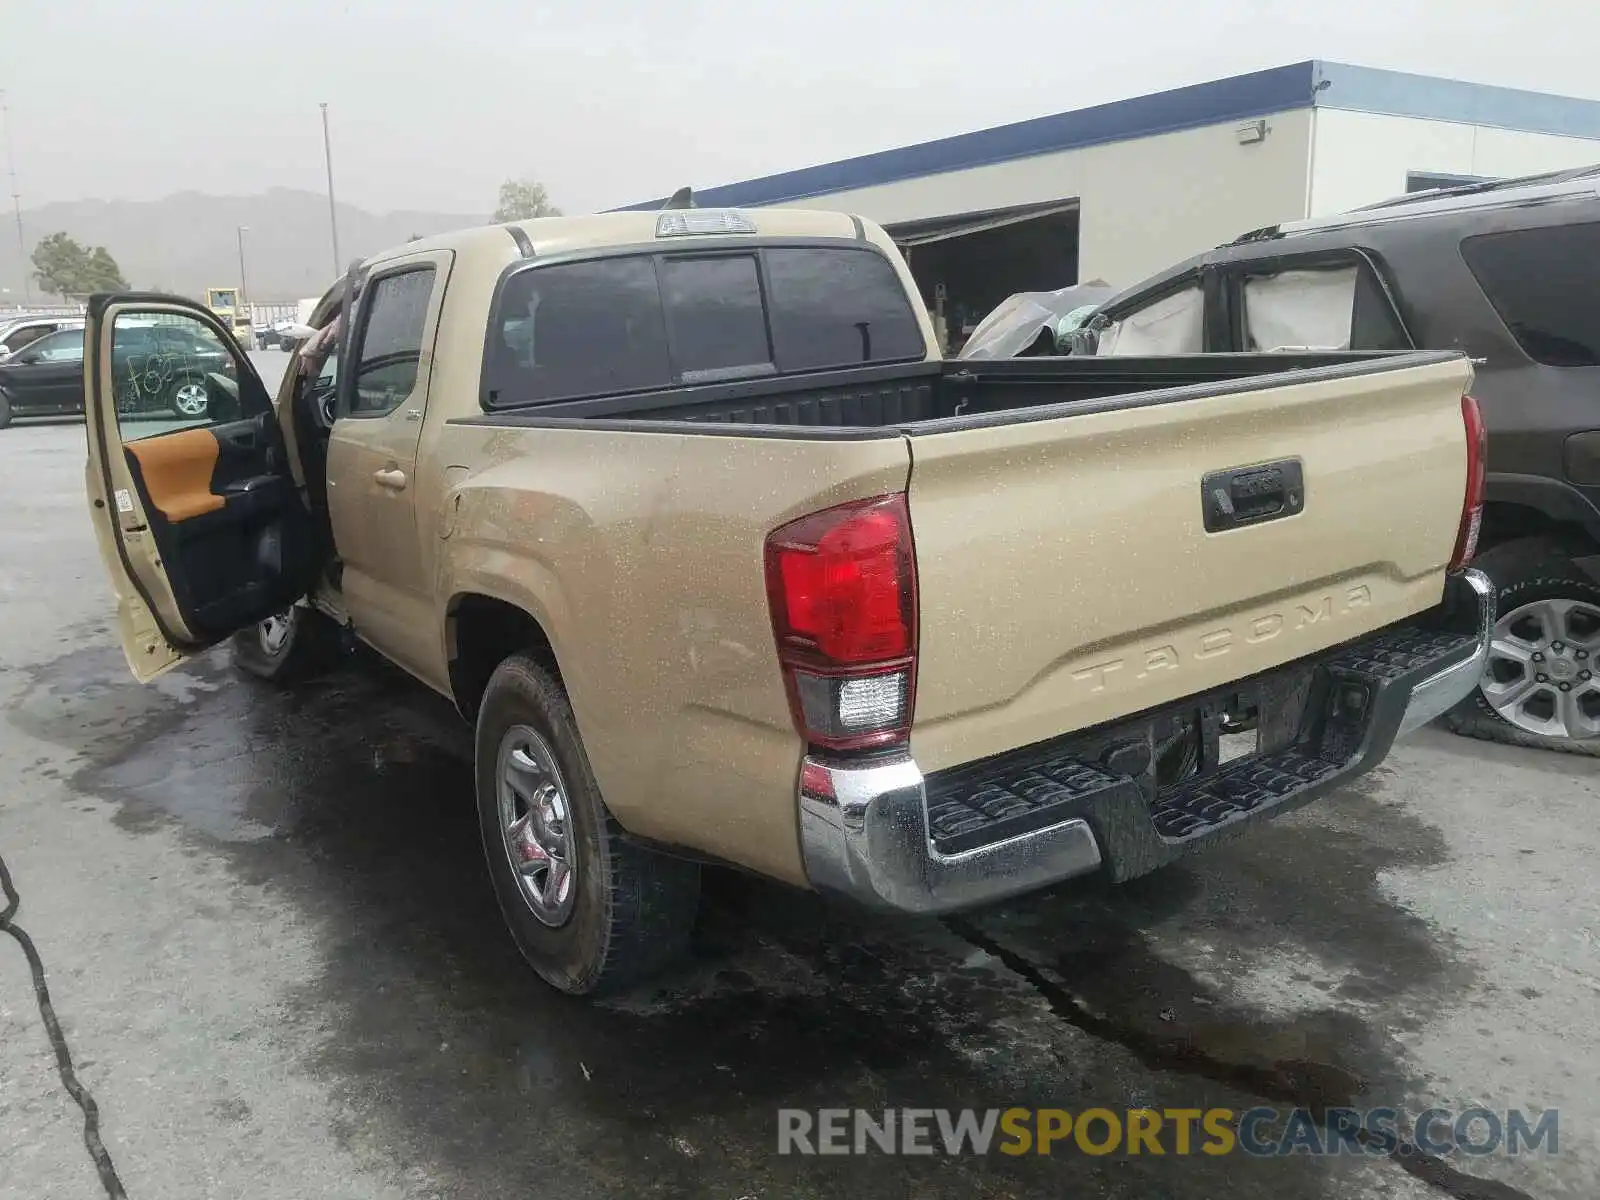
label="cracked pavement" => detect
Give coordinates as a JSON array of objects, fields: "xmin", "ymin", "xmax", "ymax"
[{"xmin": 1, "ymin": 360, "xmax": 1597, "ymax": 1199}]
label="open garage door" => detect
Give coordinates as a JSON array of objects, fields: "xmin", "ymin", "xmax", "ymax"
[{"xmin": 885, "ymin": 199, "xmax": 1080, "ymax": 354}]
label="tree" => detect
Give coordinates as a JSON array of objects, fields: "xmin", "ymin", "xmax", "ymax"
[
  {"xmin": 493, "ymin": 178, "xmax": 561, "ymax": 222},
  {"xmin": 30, "ymin": 231, "xmax": 128, "ymax": 297},
  {"xmin": 86, "ymin": 246, "xmax": 128, "ymax": 291}
]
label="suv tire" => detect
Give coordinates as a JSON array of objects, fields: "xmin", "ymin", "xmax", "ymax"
[
  {"xmin": 0, "ymin": 390, "xmax": 12, "ymax": 430},
  {"xmin": 167, "ymin": 376, "xmax": 211, "ymax": 420},
  {"xmin": 1446, "ymin": 537, "xmax": 1600, "ymax": 755},
  {"xmin": 474, "ymin": 653, "xmax": 700, "ymax": 995},
  {"xmin": 231, "ymin": 605, "xmax": 338, "ymax": 683}
]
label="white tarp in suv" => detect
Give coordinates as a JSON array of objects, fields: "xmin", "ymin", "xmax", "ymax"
[
  {"xmin": 1094, "ymin": 284, "xmax": 1204, "ymax": 356},
  {"xmin": 1243, "ymin": 266, "xmax": 1360, "ymax": 351}
]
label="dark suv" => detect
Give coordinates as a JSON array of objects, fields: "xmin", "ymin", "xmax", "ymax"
[
  {"xmin": 1084, "ymin": 164, "xmax": 1600, "ymax": 753},
  {"xmin": 0, "ymin": 321, "xmax": 234, "ymax": 429}
]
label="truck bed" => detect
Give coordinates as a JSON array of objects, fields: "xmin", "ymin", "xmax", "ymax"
[
  {"xmin": 440, "ymin": 345, "xmax": 1474, "ymax": 876},
  {"xmin": 462, "ymin": 351, "xmax": 1460, "ymax": 436}
]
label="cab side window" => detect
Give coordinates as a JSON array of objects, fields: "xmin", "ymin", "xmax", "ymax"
[
  {"xmin": 108, "ymin": 313, "xmax": 253, "ymax": 441},
  {"xmin": 349, "ymin": 268, "xmax": 435, "ymax": 417}
]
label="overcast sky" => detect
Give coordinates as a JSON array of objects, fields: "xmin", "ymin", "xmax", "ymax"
[{"xmin": 3, "ymin": 0, "xmax": 1595, "ymax": 217}]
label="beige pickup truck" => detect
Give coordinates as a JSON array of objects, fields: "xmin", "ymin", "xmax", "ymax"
[{"xmin": 83, "ymin": 208, "xmax": 1493, "ymax": 994}]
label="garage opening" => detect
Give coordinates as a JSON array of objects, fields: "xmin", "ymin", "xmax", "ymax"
[{"xmin": 886, "ymin": 199, "xmax": 1079, "ymax": 354}]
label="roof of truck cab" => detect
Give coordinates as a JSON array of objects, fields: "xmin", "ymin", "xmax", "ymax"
[{"xmin": 362, "ymin": 208, "xmax": 871, "ymax": 273}]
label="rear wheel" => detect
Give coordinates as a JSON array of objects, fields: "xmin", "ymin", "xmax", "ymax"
[
  {"xmin": 474, "ymin": 653, "xmax": 699, "ymax": 995},
  {"xmin": 230, "ymin": 605, "xmax": 338, "ymax": 683},
  {"xmin": 1446, "ymin": 537, "xmax": 1600, "ymax": 754}
]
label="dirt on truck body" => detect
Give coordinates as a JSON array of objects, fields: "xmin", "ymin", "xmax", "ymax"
[{"xmin": 81, "ymin": 205, "xmax": 1493, "ymax": 994}]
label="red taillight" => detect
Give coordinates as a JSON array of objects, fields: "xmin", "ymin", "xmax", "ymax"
[
  {"xmin": 765, "ymin": 494, "xmax": 918, "ymax": 752},
  {"xmin": 1450, "ymin": 394, "xmax": 1487, "ymax": 570}
]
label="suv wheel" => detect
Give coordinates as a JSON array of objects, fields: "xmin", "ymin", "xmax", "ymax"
[
  {"xmin": 1446, "ymin": 537, "xmax": 1600, "ymax": 755},
  {"xmin": 168, "ymin": 378, "xmax": 210, "ymax": 419},
  {"xmin": 474, "ymin": 653, "xmax": 699, "ymax": 995},
  {"xmin": 0, "ymin": 390, "xmax": 11, "ymax": 430}
]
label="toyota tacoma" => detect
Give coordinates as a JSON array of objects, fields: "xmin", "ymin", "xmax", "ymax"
[{"xmin": 82, "ymin": 205, "xmax": 1492, "ymax": 994}]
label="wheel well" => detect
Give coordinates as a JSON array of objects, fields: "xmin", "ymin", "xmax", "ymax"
[
  {"xmin": 1478, "ymin": 500, "xmax": 1598, "ymax": 558},
  {"xmin": 446, "ymin": 594, "xmax": 561, "ymax": 722}
]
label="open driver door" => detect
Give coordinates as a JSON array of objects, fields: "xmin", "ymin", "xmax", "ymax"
[{"xmin": 84, "ymin": 294, "xmax": 320, "ymax": 681}]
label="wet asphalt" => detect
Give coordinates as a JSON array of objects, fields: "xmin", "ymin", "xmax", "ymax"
[{"xmin": 1, "ymin": 361, "xmax": 1597, "ymax": 1199}]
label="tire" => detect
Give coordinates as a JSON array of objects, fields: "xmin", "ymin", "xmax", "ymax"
[
  {"xmin": 474, "ymin": 654, "xmax": 700, "ymax": 995},
  {"xmin": 230, "ymin": 605, "xmax": 338, "ymax": 683},
  {"xmin": 0, "ymin": 390, "xmax": 11, "ymax": 430},
  {"xmin": 167, "ymin": 376, "xmax": 210, "ymax": 419},
  {"xmin": 1445, "ymin": 536, "xmax": 1600, "ymax": 755}
]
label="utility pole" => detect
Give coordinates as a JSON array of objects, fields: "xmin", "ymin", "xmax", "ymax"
[
  {"xmin": 236, "ymin": 225, "xmax": 250, "ymax": 306},
  {"xmin": 320, "ymin": 103, "xmax": 341, "ymax": 277},
  {"xmin": 1, "ymin": 91, "xmax": 27, "ymax": 304}
]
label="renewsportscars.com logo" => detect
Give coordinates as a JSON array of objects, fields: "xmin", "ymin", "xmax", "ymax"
[{"xmin": 777, "ymin": 1107, "xmax": 1560, "ymax": 1158}]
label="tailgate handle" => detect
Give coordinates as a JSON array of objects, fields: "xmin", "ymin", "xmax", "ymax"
[{"xmin": 1202, "ymin": 460, "xmax": 1304, "ymax": 532}]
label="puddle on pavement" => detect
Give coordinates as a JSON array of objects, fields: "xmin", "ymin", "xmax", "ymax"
[{"xmin": 4, "ymin": 634, "xmax": 1483, "ymax": 1199}]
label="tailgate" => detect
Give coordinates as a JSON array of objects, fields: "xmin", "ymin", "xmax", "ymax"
[{"xmin": 906, "ymin": 354, "xmax": 1473, "ymax": 775}]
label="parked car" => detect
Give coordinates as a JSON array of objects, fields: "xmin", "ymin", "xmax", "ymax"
[
  {"xmin": 1082, "ymin": 163, "xmax": 1600, "ymax": 752},
  {"xmin": 0, "ymin": 314, "xmax": 84, "ymax": 363},
  {"xmin": 256, "ymin": 317, "xmax": 316, "ymax": 350},
  {"xmin": 81, "ymin": 207, "xmax": 1488, "ymax": 995},
  {"xmin": 0, "ymin": 321, "xmax": 234, "ymax": 428}
]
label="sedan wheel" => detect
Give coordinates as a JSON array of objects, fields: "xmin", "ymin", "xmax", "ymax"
[{"xmin": 1480, "ymin": 597, "xmax": 1600, "ymax": 741}]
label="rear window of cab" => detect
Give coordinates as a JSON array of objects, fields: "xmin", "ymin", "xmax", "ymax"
[{"xmin": 481, "ymin": 244, "xmax": 927, "ymax": 408}]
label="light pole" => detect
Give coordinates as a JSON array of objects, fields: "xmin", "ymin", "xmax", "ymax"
[
  {"xmin": 320, "ymin": 103, "xmax": 341, "ymax": 277},
  {"xmin": 236, "ymin": 225, "xmax": 250, "ymax": 307},
  {"xmin": 0, "ymin": 91, "xmax": 27, "ymax": 304}
]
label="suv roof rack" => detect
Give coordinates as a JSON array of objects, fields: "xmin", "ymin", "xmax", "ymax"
[
  {"xmin": 1262, "ymin": 162, "xmax": 1600, "ymax": 240},
  {"xmin": 1228, "ymin": 224, "xmax": 1285, "ymax": 244},
  {"xmin": 1351, "ymin": 163, "xmax": 1600, "ymax": 213}
]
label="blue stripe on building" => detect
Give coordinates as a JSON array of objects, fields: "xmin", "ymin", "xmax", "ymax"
[{"xmin": 617, "ymin": 61, "xmax": 1600, "ymax": 212}]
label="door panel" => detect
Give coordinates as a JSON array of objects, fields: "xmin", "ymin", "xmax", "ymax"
[
  {"xmin": 84, "ymin": 297, "xmax": 319, "ymax": 680},
  {"xmin": 0, "ymin": 357, "xmax": 79, "ymax": 413},
  {"xmin": 38, "ymin": 359, "xmax": 85, "ymax": 412},
  {"xmin": 126, "ymin": 427, "xmax": 227, "ymax": 520},
  {"xmin": 325, "ymin": 251, "xmax": 453, "ymax": 681}
]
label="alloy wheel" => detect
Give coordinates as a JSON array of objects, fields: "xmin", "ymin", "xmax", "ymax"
[
  {"xmin": 1480, "ymin": 597, "xmax": 1600, "ymax": 741},
  {"xmin": 171, "ymin": 381, "xmax": 209, "ymax": 417},
  {"xmin": 494, "ymin": 725, "xmax": 577, "ymax": 926}
]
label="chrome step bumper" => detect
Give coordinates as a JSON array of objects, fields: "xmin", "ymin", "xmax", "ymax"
[{"xmin": 798, "ymin": 569, "xmax": 1493, "ymax": 915}]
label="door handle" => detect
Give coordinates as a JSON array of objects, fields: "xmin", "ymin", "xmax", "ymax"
[
  {"xmin": 373, "ymin": 467, "xmax": 408, "ymax": 491},
  {"xmin": 1201, "ymin": 459, "xmax": 1304, "ymax": 532}
]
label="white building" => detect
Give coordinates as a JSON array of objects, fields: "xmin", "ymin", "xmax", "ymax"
[{"xmin": 624, "ymin": 61, "xmax": 1600, "ymax": 343}]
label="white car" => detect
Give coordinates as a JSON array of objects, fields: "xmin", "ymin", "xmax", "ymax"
[{"xmin": 0, "ymin": 315, "xmax": 85, "ymax": 363}]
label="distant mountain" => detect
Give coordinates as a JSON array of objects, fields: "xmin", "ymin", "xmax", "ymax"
[{"xmin": 0, "ymin": 188, "xmax": 486, "ymax": 303}]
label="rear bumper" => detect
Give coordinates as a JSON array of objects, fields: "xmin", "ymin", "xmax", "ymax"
[
  {"xmin": 1393, "ymin": 569, "xmax": 1495, "ymax": 736},
  {"xmin": 799, "ymin": 568, "xmax": 1493, "ymax": 915}
]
